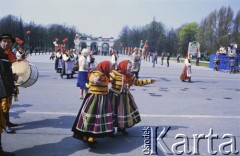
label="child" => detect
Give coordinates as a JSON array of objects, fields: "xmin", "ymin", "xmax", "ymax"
[
  {"xmin": 109, "ymin": 60, "xmax": 156, "ymax": 135},
  {"xmin": 72, "ymin": 61, "xmax": 114, "ymax": 148}
]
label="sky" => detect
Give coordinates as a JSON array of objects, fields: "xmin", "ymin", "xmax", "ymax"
[{"xmin": 1, "ymin": 0, "xmax": 239, "ymax": 39}]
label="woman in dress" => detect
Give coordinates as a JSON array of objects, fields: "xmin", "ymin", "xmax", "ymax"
[
  {"xmin": 72, "ymin": 61, "xmax": 114, "ymax": 148},
  {"xmin": 180, "ymin": 55, "xmax": 192, "ymax": 82},
  {"xmin": 77, "ymin": 48, "xmax": 91, "ymax": 99}
]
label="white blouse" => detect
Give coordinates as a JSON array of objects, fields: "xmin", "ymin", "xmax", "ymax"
[{"xmin": 78, "ymin": 56, "xmax": 88, "ymax": 71}]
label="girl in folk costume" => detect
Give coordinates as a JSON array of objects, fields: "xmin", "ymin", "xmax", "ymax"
[
  {"xmin": 77, "ymin": 48, "xmax": 91, "ymax": 99},
  {"xmin": 180, "ymin": 53, "xmax": 192, "ymax": 82},
  {"xmin": 55, "ymin": 48, "xmax": 63, "ymax": 73},
  {"xmin": 72, "ymin": 61, "xmax": 114, "ymax": 149},
  {"xmin": 61, "ymin": 49, "xmax": 75, "ymax": 79},
  {"xmin": 109, "ymin": 60, "xmax": 156, "ymax": 135}
]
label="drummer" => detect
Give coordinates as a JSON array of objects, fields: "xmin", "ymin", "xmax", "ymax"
[
  {"xmin": 0, "ymin": 34, "xmax": 19, "ymax": 134},
  {"xmin": 0, "ymin": 33, "xmax": 17, "ymax": 155}
]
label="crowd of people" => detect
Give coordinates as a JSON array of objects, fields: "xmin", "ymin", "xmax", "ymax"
[
  {"xmin": 71, "ymin": 52, "xmax": 156, "ymax": 149},
  {"xmin": 47, "ymin": 46, "xmax": 157, "ymax": 148},
  {"xmin": 214, "ymin": 43, "xmax": 239, "ymax": 74}
]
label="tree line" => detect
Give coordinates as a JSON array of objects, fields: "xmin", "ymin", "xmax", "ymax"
[
  {"xmin": 0, "ymin": 6, "xmax": 239, "ymax": 58},
  {"xmin": 0, "ymin": 15, "xmax": 79, "ymax": 51},
  {"xmin": 115, "ymin": 6, "xmax": 240, "ymax": 58}
]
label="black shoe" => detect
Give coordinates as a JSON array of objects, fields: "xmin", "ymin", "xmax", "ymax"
[
  {"xmin": 4, "ymin": 126, "xmax": 15, "ymax": 134},
  {"xmin": 88, "ymin": 141, "xmax": 98, "ymax": 149},
  {"xmin": 60, "ymin": 74, "xmax": 63, "ymax": 79},
  {"xmin": 118, "ymin": 128, "xmax": 129, "ymax": 135},
  {"xmin": 9, "ymin": 122, "xmax": 19, "ymax": 127}
]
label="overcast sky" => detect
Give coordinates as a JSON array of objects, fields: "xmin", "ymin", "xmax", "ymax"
[{"xmin": 1, "ymin": 0, "xmax": 239, "ymax": 39}]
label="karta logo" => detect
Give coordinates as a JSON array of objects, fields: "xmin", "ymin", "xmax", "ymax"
[{"xmin": 142, "ymin": 127, "xmax": 239, "ymax": 155}]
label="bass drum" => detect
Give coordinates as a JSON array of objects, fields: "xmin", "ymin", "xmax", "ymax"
[{"xmin": 12, "ymin": 60, "xmax": 39, "ymax": 88}]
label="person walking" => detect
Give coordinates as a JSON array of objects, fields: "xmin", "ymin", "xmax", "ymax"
[
  {"xmin": 177, "ymin": 53, "xmax": 181, "ymax": 63},
  {"xmin": 229, "ymin": 57, "xmax": 235, "ymax": 74},
  {"xmin": 214, "ymin": 56, "xmax": 220, "ymax": 71},
  {"xmin": 77, "ymin": 48, "xmax": 91, "ymax": 99},
  {"xmin": 61, "ymin": 49, "xmax": 75, "ymax": 79},
  {"xmin": 161, "ymin": 53, "xmax": 165, "ymax": 65},
  {"xmin": 131, "ymin": 47, "xmax": 141, "ymax": 79},
  {"xmin": 109, "ymin": 60, "xmax": 156, "ymax": 135},
  {"xmin": 72, "ymin": 61, "xmax": 114, "ymax": 149},
  {"xmin": 152, "ymin": 52, "xmax": 157, "ymax": 67},
  {"xmin": 166, "ymin": 53, "xmax": 170, "ymax": 67},
  {"xmin": 180, "ymin": 55, "xmax": 192, "ymax": 82},
  {"xmin": 54, "ymin": 48, "xmax": 63, "ymax": 73},
  {"xmin": 195, "ymin": 48, "xmax": 200, "ymax": 66}
]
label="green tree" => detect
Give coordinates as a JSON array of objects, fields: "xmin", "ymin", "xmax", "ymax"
[
  {"xmin": 198, "ymin": 10, "xmax": 218, "ymax": 53},
  {"xmin": 178, "ymin": 23, "xmax": 199, "ymax": 56},
  {"xmin": 232, "ymin": 10, "xmax": 240, "ymax": 46},
  {"xmin": 166, "ymin": 28, "xmax": 178, "ymax": 56},
  {"xmin": 118, "ymin": 25, "xmax": 130, "ymax": 48},
  {"xmin": 143, "ymin": 17, "xmax": 165, "ymax": 53},
  {"xmin": 216, "ymin": 6, "xmax": 234, "ymax": 47}
]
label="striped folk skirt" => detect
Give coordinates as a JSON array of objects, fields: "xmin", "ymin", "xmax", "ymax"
[
  {"xmin": 109, "ymin": 90, "xmax": 141, "ymax": 129},
  {"xmin": 72, "ymin": 93, "xmax": 114, "ymax": 140}
]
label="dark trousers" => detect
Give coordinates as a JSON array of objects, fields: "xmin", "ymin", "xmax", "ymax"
[{"xmin": 133, "ymin": 72, "xmax": 139, "ymax": 79}]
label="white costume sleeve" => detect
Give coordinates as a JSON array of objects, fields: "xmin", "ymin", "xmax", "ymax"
[{"xmin": 62, "ymin": 54, "xmax": 69, "ymax": 61}]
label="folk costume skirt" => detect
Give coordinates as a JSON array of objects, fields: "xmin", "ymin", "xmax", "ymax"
[
  {"xmin": 72, "ymin": 93, "xmax": 114, "ymax": 140},
  {"xmin": 180, "ymin": 65, "xmax": 191, "ymax": 81},
  {"xmin": 77, "ymin": 71, "xmax": 88, "ymax": 90},
  {"xmin": 109, "ymin": 90, "xmax": 141, "ymax": 129}
]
